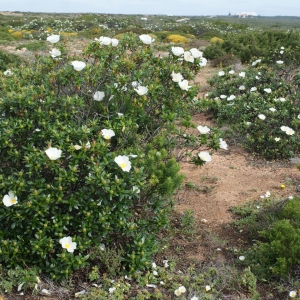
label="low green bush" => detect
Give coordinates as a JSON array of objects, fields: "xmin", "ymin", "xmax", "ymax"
[
  {"xmin": 0, "ymin": 49, "xmax": 24, "ymax": 71},
  {"xmin": 16, "ymin": 40, "xmax": 48, "ymax": 51},
  {"xmin": 235, "ymin": 197, "xmax": 300, "ymax": 280}
]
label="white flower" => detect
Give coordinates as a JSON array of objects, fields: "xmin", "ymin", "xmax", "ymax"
[
  {"xmin": 178, "ymin": 80, "xmax": 192, "ymax": 91},
  {"xmin": 265, "ymin": 191, "xmax": 271, "ymax": 197},
  {"xmin": 171, "ymin": 71, "xmax": 183, "ymax": 83},
  {"xmin": 280, "ymin": 97, "xmax": 286, "ymax": 102},
  {"xmin": 219, "ymin": 138, "xmax": 228, "ymax": 150},
  {"xmin": 229, "ymin": 70, "xmax": 235, "ymax": 74},
  {"xmin": 178, "ymin": 286, "xmax": 186, "ymax": 294},
  {"xmin": 274, "ymin": 137, "xmax": 280, "ymax": 142},
  {"xmin": 45, "ymin": 147, "xmax": 62, "ymax": 160},
  {"xmin": 3, "ymin": 69, "xmax": 13, "ymax": 76},
  {"xmin": 252, "ymin": 59, "xmax": 261, "ymax": 66},
  {"xmin": 239, "ymin": 85, "xmax": 245, "ymax": 90},
  {"xmin": 71, "ymin": 61, "xmax": 86, "ymax": 71},
  {"xmin": 109, "ymin": 287, "xmax": 116, "ymax": 294},
  {"xmin": 171, "ymin": 46, "xmax": 184, "ymax": 56},
  {"xmin": 281, "ymin": 46, "xmax": 285, "ymax": 50},
  {"xmin": 139, "ymin": 34, "xmax": 154, "ymax": 44},
  {"xmin": 205, "ymin": 285, "xmax": 211, "ymax": 291},
  {"xmin": 269, "ymin": 107, "xmax": 276, "ymax": 112},
  {"xmin": 190, "ymin": 48, "xmax": 202, "ymax": 58},
  {"xmin": 59, "ymin": 236, "xmax": 77, "ymax": 253},
  {"xmin": 280, "ymin": 50, "xmax": 284, "ymax": 54},
  {"xmin": 174, "ymin": 289, "xmax": 181, "ymax": 296},
  {"xmin": 220, "ymin": 95, "xmax": 227, "ymax": 99},
  {"xmin": 239, "ymin": 256, "xmax": 245, "ymax": 261},
  {"xmin": 258, "ymin": 114, "xmax": 266, "ymax": 120},
  {"xmin": 264, "ymin": 88, "xmax": 272, "ymax": 93},
  {"xmin": 101, "ymin": 129, "xmax": 115, "ymax": 140},
  {"xmin": 3, "ymin": 191, "xmax": 18, "ymax": 207},
  {"xmin": 239, "ymin": 72, "xmax": 246, "ymax": 78},
  {"xmin": 74, "ymin": 145, "xmax": 82, "ymax": 150},
  {"xmin": 218, "ymin": 71, "xmax": 225, "ymax": 76},
  {"xmin": 191, "ymin": 297, "xmax": 199, "ymax": 300},
  {"xmin": 256, "ymin": 76, "xmax": 260, "ymax": 80},
  {"xmin": 132, "ymin": 186, "xmax": 140, "ymax": 194},
  {"xmin": 286, "ymin": 127, "xmax": 295, "ymax": 135},
  {"xmin": 93, "ymin": 91, "xmax": 105, "ymax": 101},
  {"xmin": 276, "ymin": 60, "xmax": 284, "ymax": 64},
  {"xmin": 298, "ymin": 114, "xmax": 300, "ymax": 119},
  {"xmin": 183, "ymin": 51, "xmax": 194, "ymax": 63},
  {"xmin": 134, "ymin": 86, "xmax": 148, "ymax": 95},
  {"xmin": 46, "ymin": 34, "xmax": 60, "ymax": 43},
  {"xmin": 250, "ymin": 87, "xmax": 257, "ymax": 92},
  {"xmin": 152, "ymin": 262, "xmax": 157, "ymax": 268},
  {"xmin": 153, "ymin": 270, "xmax": 158, "ymax": 276},
  {"xmin": 111, "ymin": 38, "xmax": 119, "ymax": 47},
  {"xmin": 114, "ymin": 155, "xmax": 131, "ymax": 172},
  {"xmin": 246, "ymin": 122, "xmax": 251, "ymax": 125},
  {"xmin": 199, "ymin": 57, "xmax": 207, "ymax": 67},
  {"xmin": 289, "ymin": 196, "xmax": 294, "ymax": 199},
  {"xmin": 198, "ymin": 151, "xmax": 212, "ymax": 163},
  {"xmin": 49, "ymin": 48, "xmax": 61, "ymax": 58},
  {"xmin": 41, "ymin": 289, "xmax": 51, "ymax": 295},
  {"xmin": 99, "ymin": 36, "xmax": 112, "ymax": 45},
  {"xmin": 85, "ymin": 141, "xmax": 91, "ymax": 149},
  {"xmin": 131, "ymin": 81, "xmax": 139, "ymax": 87},
  {"xmin": 227, "ymin": 95, "xmax": 236, "ymax": 101},
  {"xmin": 100, "ymin": 244, "xmax": 105, "ymax": 251},
  {"xmin": 197, "ymin": 125, "xmax": 210, "ymax": 134},
  {"xmin": 289, "ymin": 291, "xmax": 297, "ymax": 298},
  {"xmin": 163, "ymin": 260, "xmax": 169, "ymax": 268}
]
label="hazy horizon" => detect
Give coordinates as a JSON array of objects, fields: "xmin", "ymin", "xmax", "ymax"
[{"xmin": 1, "ymin": 0, "xmax": 300, "ymax": 17}]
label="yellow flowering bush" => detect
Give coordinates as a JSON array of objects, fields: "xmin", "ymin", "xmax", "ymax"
[
  {"xmin": 11, "ymin": 31, "xmax": 23, "ymax": 39},
  {"xmin": 166, "ymin": 34, "xmax": 189, "ymax": 44},
  {"xmin": 210, "ymin": 37, "xmax": 224, "ymax": 44}
]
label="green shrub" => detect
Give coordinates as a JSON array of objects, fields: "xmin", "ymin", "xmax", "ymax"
[
  {"xmin": 0, "ymin": 33, "xmax": 218, "ymax": 280},
  {"xmin": 0, "ymin": 49, "xmax": 24, "ymax": 72},
  {"xmin": 16, "ymin": 40, "xmax": 48, "ymax": 52},
  {"xmin": 203, "ymin": 30, "xmax": 300, "ymax": 64},
  {"xmin": 234, "ymin": 197, "xmax": 300, "ymax": 279}
]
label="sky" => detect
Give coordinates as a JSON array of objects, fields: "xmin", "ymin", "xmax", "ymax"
[{"xmin": 1, "ymin": 0, "xmax": 300, "ymax": 17}]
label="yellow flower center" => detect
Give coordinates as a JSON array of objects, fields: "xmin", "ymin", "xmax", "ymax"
[
  {"xmin": 120, "ymin": 162, "xmax": 126, "ymax": 169},
  {"xmin": 65, "ymin": 243, "xmax": 70, "ymax": 249},
  {"xmin": 11, "ymin": 198, "xmax": 16, "ymax": 204},
  {"xmin": 105, "ymin": 135, "xmax": 110, "ymax": 139}
]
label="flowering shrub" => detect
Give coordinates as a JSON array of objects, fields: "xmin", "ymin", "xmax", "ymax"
[
  {"xmin": 166, "ymin": 34, "xmax": 189, "ymax": 44},
  {"xmin": 205, "ymin": 51, "xmax": 300, "ymax": 159},
  {"xmin": 0, "ymin": 33, "xmax": 217, "ymax": 279}
]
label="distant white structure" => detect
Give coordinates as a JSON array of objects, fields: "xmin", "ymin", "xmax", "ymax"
[
  {"xmin": 238, "ymin": 12, "xmax": 258, "ymax": 18},
  {"xmin": 141, "ymin": 17, "xmax": 147, "ymax": 20},
  {"xmin": 176, "ymin": 18, "xmax": 190, "ymax": 22}
]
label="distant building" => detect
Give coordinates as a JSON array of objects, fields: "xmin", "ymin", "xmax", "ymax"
[
  {"xmin": 238, "ymin": 12, "xmax": 258, "ymax": 18},
  {"xmin": 176, "ymin": 18, "xmax": 190, "ymax": 22}
]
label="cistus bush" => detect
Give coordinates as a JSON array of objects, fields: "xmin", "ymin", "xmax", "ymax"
[
  {"xmin": 0, "ymin": 33, "xmax": 219, "ymax": 279},
  {"xmin": 205, "ymin": 50, "xmax": 300, "ymax": 159}
]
